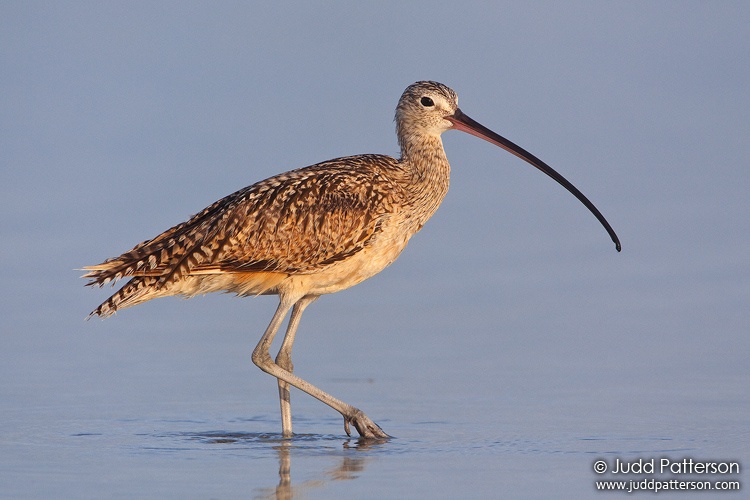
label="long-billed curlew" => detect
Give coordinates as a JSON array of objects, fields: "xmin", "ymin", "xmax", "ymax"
[{"xmin": 84, "ymin": 81, "xmax": 620, "ymax": 439}]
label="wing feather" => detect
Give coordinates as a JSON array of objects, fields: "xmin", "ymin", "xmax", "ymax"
[{"xmin": 83, "ymin": 155, "xmax": 400, "ymax": 290}]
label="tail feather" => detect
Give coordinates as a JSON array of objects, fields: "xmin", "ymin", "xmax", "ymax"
[{"xmin": 86, "ymin": 276, "xmax": 160, "ymax": 319}]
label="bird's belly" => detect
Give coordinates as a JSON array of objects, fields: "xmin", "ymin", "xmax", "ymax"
[{"xmin": 290, "ymin": 232, "xmax": 411, "ymax": 296}]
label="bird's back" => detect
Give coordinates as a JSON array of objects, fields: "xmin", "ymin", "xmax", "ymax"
[{"xmin": 84, "ymin": 154, "xmax": 415, "ymax": 317}]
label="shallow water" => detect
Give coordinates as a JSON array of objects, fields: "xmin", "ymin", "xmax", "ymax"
[{"xmin": 2, "ymin": 285, "xmax": 747, "ymax": 498}]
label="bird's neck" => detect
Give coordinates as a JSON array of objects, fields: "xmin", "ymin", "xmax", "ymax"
[
  {"xmin": 398, "ymin": 135, "xmax": 451, "ymax": 224},
  {"xmin": 399, "ymin": 134, "xmax": 450, "ymax": 177}
]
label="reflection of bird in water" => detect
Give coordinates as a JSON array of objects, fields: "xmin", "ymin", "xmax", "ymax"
[
  {"xmin": 84, "ymin": 81, "xmax": 620, "ymax": 439},
  {"xmin": 252, "ymin": 440, "xmax": 370, "ymax": 500}
]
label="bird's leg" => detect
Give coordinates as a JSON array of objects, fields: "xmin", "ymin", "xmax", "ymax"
[
  {"xmin": 252, "ymin": 296, "xmax": 389, "ymax": 439},
  {"xmin": 275, "ymin": 295, "xmax": 318, "ymax": 438}
]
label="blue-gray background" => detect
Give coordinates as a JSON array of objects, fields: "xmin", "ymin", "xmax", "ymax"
[{"xmin": 2, "ymin": 2, "xmax": 748, "ymax": 498}]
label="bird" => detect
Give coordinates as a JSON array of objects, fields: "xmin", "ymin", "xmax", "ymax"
[{"xmin": 83, "ymin": 81, "xmax": 620, "ymax": 439}]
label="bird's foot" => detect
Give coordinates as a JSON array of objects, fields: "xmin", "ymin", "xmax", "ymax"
[{"xmin": 344, "ymin": 410, "xmax": 389, "ymax": 439}]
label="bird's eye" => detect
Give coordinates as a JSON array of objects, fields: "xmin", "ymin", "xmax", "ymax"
[{"xmin": 420, "ymin": 96, "xmax": 434, "ymax": 107}]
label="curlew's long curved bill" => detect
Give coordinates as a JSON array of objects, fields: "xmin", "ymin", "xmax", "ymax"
[{"xmin": 446, "ymin": 108, "xmax": 621, "ymax": 252}]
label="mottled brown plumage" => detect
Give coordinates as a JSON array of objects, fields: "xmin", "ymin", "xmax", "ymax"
[
  {"xmin": 84, "ymin": 81, "xmax": 619, "ymax": 439},
  {"xmin": 84, "ymin": 155, "xmax": 416, "ymax": 316}
]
